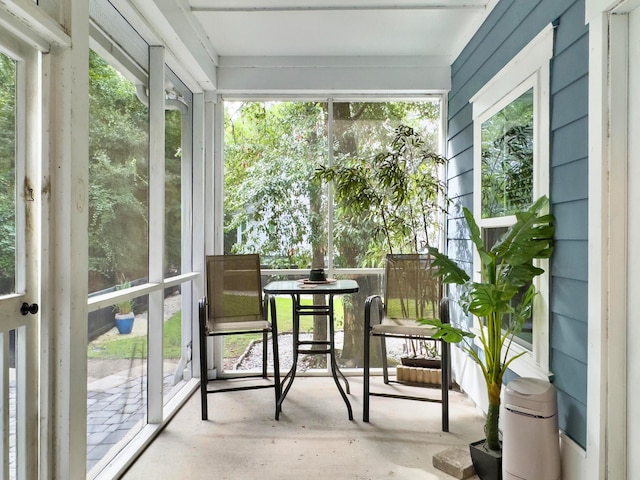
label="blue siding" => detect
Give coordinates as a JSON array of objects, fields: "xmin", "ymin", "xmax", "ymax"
[
  {"xmin": 552, "ymin": 160, "xmax": 589, "ymax": 203},
  {"xmin": 551, "ymin": 277, "xmax": 588, "ymax": 321},
  {"xmin": 552, "ymin": 241, "xmax": 588, "ymax": 280},
  {"xmin": 551, "ymin": 314, "xmax": 587, "ymax": 364},
  {"xmin": 552, "ymin": 76, "xmax": 588, "ymax": 129},
  {"xmin": 554, "ymin": 199, "xmax": 588, "ymax": 240},
  {"xmin": 447, "ymin": 0, "xmax": 588, "ymax": 448},
  {"xmin": 552, "ymin": 118, "xmax": 588, "ymax": 166}
]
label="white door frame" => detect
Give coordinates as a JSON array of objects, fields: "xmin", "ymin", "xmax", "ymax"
[
  {"xmin": 623, "ymin": 6, "xmax": 640, "ymax": 479},
  {"xmin": 586, "ymin": 0, "xmax": 640, "ymax": 479},
  {"xmin": 0, "ymin": 30, "xmax": 41, "ymax": 480}
]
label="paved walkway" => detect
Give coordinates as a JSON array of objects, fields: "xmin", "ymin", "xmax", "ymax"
[
  {"xmin": 87, "ymin": 366, "xmax": 181, "ymax": 472},
  {"xmin": 86, "ymin": 294, "xmax": 184, "ymax": 472}
]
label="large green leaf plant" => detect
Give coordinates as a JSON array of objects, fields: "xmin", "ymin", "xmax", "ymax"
[{"xmin": 423, "ymin": 196, "xmax": 554, "ymax": 452}]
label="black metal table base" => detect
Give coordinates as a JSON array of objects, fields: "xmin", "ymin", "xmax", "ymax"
[{"xmin": 275, "ymin": 297, "xmax": 353, "ymax": 420}]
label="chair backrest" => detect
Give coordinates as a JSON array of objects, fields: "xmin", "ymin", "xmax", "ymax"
[
  {"xmin": 384, "ymin": 254, "xmax": 441, "ymax": 321},
  {"xmin": 205, "ymin": 254, "xmax": 264, "ymax": 324}
]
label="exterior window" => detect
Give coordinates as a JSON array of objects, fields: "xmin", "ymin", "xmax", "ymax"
[
  {"xmin": 480, "ymin": 89, "xmax": 533, "ymax": 219},
  {"xmin": 470, "ymin": 24, "xmax": 553, "ymax": 377}
]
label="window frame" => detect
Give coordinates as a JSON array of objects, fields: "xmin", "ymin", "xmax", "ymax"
[
  {"xmin": 216, "ymin": 95, "xmax": 447, "ymax": 376},
  {"xmin": 469, "ymin": 24, "xmax": 554, "ymax": 379}
]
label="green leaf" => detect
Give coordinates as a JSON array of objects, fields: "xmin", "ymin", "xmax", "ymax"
[
  {"xmin": 419, "ymin": 318, "xmax": 475, "ymax": 343},
  {"xmin": 463, "ymin": 207, "xmax": 493, "ymax": 267},
  {"xmin": 427, "ymin": 247, "xmax": 470, "ymax": 285},
  {"xmin": 466, "ymin": 283, "xmax": 516, "ymax": 317}
]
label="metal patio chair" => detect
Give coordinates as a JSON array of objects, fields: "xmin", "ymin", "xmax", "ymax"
[
  {"xmin": 199, "ymin": 254, "xmax": 281, "ymax": 420},
  {"xmin": 363, "ymin": 253, "xmax": 451, "ymax": 431}
]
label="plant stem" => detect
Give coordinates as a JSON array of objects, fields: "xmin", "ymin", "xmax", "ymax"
[{"xmin": 485, "ymin": 401, "xmax": 501, "ymax": 451}]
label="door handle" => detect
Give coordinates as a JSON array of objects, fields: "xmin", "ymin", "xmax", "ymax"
[{"xmin": 20, "ymin": 302, "xmax": 38, "ymax": 316}]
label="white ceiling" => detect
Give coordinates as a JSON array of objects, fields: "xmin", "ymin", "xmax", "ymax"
[
  {"xmin": 130, "ymin": 0, "xmax": 498, "ymax": 92},
  {"xmin": 189, "ymin": 0, "xmax": 496, "ymax": 58}
]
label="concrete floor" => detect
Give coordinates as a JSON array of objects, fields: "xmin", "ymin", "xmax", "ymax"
[{"xmin": 121, "ymin": 376, "xmax": 484, "ymax": 479}]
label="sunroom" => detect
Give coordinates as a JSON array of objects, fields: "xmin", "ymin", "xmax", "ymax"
[{"xmin": 3, "ymin": 0, "xmax": 636, "ymax": 479}]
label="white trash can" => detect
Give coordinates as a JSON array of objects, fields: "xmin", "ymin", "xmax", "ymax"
[{"xmin": 503, "ymin": 378, "xmax": 561, "ymax": 479}]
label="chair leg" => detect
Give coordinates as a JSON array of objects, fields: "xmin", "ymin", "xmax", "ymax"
[
  {"xmin": 380, "ymin": 336, "xmax": 389, "ymax": 384},
  {"xmin": 270, "ymin": 296, "xmax": 281, "ymax": 421},
  {"xmin": 363, "ymin": 324, "xmax": 371, "ymax": 422},
  {"xmin": 262, "ymin": 330, "xmax": 268, "ymax": 379},
  {"xmin": 198, "ymin": 299, "xmax": 209, "ymax": 421},
  {"xmin": 441, "ymin": 340, "xmax": 450, "ymax": 432}
]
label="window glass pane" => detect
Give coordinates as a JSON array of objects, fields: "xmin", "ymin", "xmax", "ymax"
[
  {"xmin": 163, "ymin": 288, "xmax": 185, "ymax": 405},
  {"xmin": 165, "ymin": 109, "xmax": 181, "ymax": 279},
  {"xmin": 163, "ymin": 109, "xmax": 185, "ymax": 403},
  {"xmin": 88, "ymin": 50, "xmax": 149, "ymax": 294},
  {"xmin": 0, "ymin": 53, "xmax": 16, "ymax": 296},
  {"xmin": 483, "ymin": 227, "xmax": 532, "ymax": 350},
  {"xmin": 87, "ymin": 295, "xmax": 148, "ymax": 473},
  {"xmin": 331, "ymin": 100, "xmax": 443, "ymax": 268},
  {"xmin": 223, "ymin": 101, "xmax": 328, "ymax": 270},
  {"xmin": 480, "ymin": 88, "xmax": 533, "ymax": 219},
  {"xmin": 8, "ymin": 329, "xmax": 17, "ymax": 479},
  {"xmin": 222, "ymin": 98, "xmax": 444, "ymax": 373}
]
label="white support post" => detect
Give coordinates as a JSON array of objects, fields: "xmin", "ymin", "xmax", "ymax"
[
  {"xmin": 44, "ymin": 0, "xmax": 90, "ymax": 477},
  {"xmin": 204, "ymin": 91, "xmax": 216, "ymax": 256},
  {"xmin": 212, "ymin": 98, "xmax": 224, "ymax": 372},
  {"xmin": 192, "ymin": 92, "xmax": 206, "ymax": 379},
  {"xmin": 212, "ymin": 98, "xmax": 224, "ymax": 255},
  {"xmin": 586, "ymin": 10, "xmax": 609, "ymax": 480},
  {"xmin": 22, "ymin": 38, "xmax": 41, "ymax": 480},
  {"xmin": 147, "ymin": 45, "xmax": 165, "ymax": 424}
]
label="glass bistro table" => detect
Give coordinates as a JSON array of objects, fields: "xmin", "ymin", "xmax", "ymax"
[{"xmin": 263, "ymin": 279, "xmax": 359, "ymax": 420}]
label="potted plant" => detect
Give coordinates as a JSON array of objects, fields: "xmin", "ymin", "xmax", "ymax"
[
  {"xmin": 114, "ymin": 279, "xmax": 135, "ymax": 334},
  {"xmin": 316, "ymin": 124, "xmax": 448, "ymax": 369},
  {"xmin": 423, "ymin": 196, "xmax": 554, "ymax": 479}
]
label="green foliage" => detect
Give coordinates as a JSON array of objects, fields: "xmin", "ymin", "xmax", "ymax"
[
  {"xmin": 113, "ymin": 279, "xmax": 133, "ymax": 314},
  {"xmin": 88, "ymin": 50, "xmax": 153, "ymax": 291},
  {"xmin": 164, "ymin": 109, "xmax": 182, "ymax": 274},
  {"xmin": 223, "ymin": 101, "xmax": 443, "ymax": 269},
  {"xmin": 424, "ymin": 196, "xmax": 554, "ymax": 451},
  {"xmin": 224, "ymin": 101, "xmax": 327, "ymax": 266},
  {"xmin": 0, "ymin": 52, "xmax": 16, "ymax": 284},
  {"xmin": 481, "ymin": 89, "xmax": 534, "ymax": 218},
  {"xmin": 316, "ymin": 124, "xmax": 448, "ymax": 264}
]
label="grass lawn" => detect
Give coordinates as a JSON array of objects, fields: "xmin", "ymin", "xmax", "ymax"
[
  {"xmin": 223, "ymin": 295, "xmax": 345, "ymax": 357},
  {"xmin": 88, "ymin": 311, "xmax": 183, "ymax": 360},
  {"xmin": 88, "ymin": 296, "xmax": 345, "ymax": 361}
]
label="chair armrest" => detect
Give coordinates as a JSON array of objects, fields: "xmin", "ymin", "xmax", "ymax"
[
  {"xmin": 198, "ymin": 297, "xmax": 208, "ymax": 334},
  {"xmin": 262, "ymin": 294, "xmax": 268, "ymax": 321},
  {"xmin": 364, "ymin": 295, "xmax": 384, "ymax": 329}
]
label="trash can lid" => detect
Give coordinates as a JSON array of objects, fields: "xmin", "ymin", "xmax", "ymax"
[{"xmin": 505, "ymin": 378, "xmax": 557, "ymax": 417}]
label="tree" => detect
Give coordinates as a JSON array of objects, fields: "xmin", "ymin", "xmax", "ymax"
[
  {"xmin": 224, "ymin": 101, "xmax": 327, "ymax": 267},
  {"xmin": 317, "ymin": 124, "xmax": 448, "ymax": 362}
]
